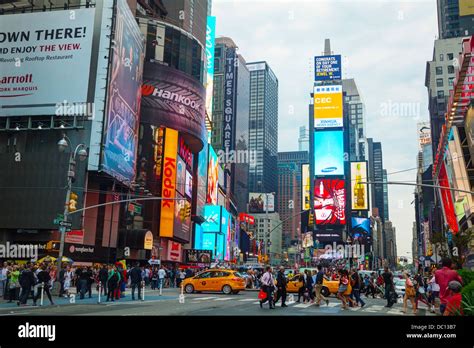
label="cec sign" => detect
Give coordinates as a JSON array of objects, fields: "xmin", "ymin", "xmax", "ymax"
[
  {"xmin": 314, "ymin": 85, "xmax": 343, "ymax": 128},
  {"xmin": 0, "ymin": 9, "xmax": 95, "ymax": 116},
  {"xmin": 314, "ymin": 55, "xmax": 342, "ymax": 81}
]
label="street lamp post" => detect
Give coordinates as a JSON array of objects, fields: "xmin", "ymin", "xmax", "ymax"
[{"xmin": 55, "ymin": 135, "xmax": 88, "ymax": 293}]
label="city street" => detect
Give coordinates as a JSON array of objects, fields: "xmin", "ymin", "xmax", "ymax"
[{"xmin": 0, "ymin": 289, "xmax": 434, "ymax": 316}]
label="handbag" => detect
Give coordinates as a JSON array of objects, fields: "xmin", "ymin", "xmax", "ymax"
[
  {"xmin": 258, "ymin": 289, "xmax": 267, "ymax": 300},
  {"xmin": 406, "ymin": 285, "xmax": 416, "ymax": 298}
]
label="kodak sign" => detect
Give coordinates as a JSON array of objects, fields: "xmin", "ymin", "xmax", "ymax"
[{"xmin": 159, "ymin": 128, "xmax": 178, "ymax": 238}]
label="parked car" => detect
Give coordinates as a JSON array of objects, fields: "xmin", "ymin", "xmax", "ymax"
[{"xmin": 394, "ymin": 277, "xmax": 405, "ymax": 297}]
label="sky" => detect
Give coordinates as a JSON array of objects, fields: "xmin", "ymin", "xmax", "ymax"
[{"xmin": 213, "ymin": 0, "xmax": 439, "ymax": 260}]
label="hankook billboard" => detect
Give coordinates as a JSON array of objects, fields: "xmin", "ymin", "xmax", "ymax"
[{"xmin": 141, "ymin": 62, "xmax": 207, "ymax": 152}]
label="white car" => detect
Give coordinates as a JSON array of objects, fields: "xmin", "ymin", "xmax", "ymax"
[{"xmin": 394, "ymin": 278, "xmax": 405, "ymax": 297}]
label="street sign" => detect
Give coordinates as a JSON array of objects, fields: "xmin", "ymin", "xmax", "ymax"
[{"xmin": 59, "ymin": 221, "xmax": 72, "ymax": 228}]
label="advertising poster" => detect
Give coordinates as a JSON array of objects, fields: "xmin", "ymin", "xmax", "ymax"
[
  {"xmin": 205, "ymin": 16, "xmax": 216, "ymax": 121},
  {"xmin": 102, "ymin": 0, "xmax": 145, "ymax": 184},
  {"xmin": 0, "ymin": 9, "xmax": 96, "ymax": 116},
  {"xmin": 248, "ymin": 193, "xmax": 275, "ymax": 213},
  {"xmin": 184, "ymin": 249, "xmax": 213, "ymax": 264},
  {"xmin": 350, "ymin": 162, "xmax": 368, "ymax": 210},
  {"xmin": 185, "ymin": 170, "xmax": 193, "ymax": 198},
  {"xmin": 173, "ymin": 193, "xmax": 191, "ymax": 242},
  {"xmin": 313, "ymin": 85, "xmax": 343, "ymax": 128},
  {"xmin": 196, "ymin": 142, "xmax": 208, "ymax": 217},
  {"xmin": 438, "ymin": 162, "xmax": 459, "ymax": 234},
  {"xmin": 141, "ymin": 62, "xmax": 206, "ymax": 148},
  {"xmin": 314, "ymin": 130, "xmax": 344, "ymax": 176},
  {"xmin": 166, "ymin": 241, "xmax": 182, "ymax": 262},
  {"xmin": 314, "ymin": 55, "xmax": 342, "ymax": 81},
  {"xmin": 159, "ymin": 128, "xmax": 178, "ymax": 238},
  {"xmin": 302, "ymin": 164, "xmax": 311, "ymax": 210},
  {"xmin": 176, "ymin": 157, "xmax": 186, "ymax": 195},
  {"xmin": 314, "ymin": 179, "xmax": 346, "ymax": 225},
  {"xmin": 207, "ymin": 146, "xmax": 219, "ymax": 205}
]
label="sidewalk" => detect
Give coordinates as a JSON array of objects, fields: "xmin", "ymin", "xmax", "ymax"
[{"xmin": 0, "ymin": 286, "xmax": 180, "ymax": 309}]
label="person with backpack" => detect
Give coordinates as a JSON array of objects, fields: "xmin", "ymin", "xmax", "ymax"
[
  {"xmin": 99, "ymin": 264, "xmax": 108, "ymax": 296},
  {"xmin": 169, "ymin": 268, "xmax": 176, "ymax": 288},
  {"xmin": 382, "ymin": 267, "xmax": 395, "ymax": 307},
  {"xmin": 314, "ymin": 265, "xmax": 329, "ymax": 306},
  {"xmin": 33, "ymin": 264, "xmax": 55, "ymax": 306},
  {"xmin": 18, "ymin": 263, "xmax": 35, "ymax": 306},
  {"xmin": 151, "ymin": 267, "xmax": 158, "ymax": 290},
  {"xmin": 129, "ymin": 262, "xmax": 143, "ymax": 300}
]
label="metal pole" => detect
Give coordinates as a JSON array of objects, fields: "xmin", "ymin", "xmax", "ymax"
[
  {"xmin": 265, "ymin": 193, "xmax": 269, "ymax": 264},
  {"xmin": 40, "ymin": 282, "xmax": 44, "ymax": 306},
  {"xmin": 98, "ymin": 281, "xmax": 101, "ymax": 303},
  {"xmin": 106, "ymin": 181, "xmax": 116, "ymax": 264},
  {"xmin": 55, "ymin": 155, "xmax": 73, "ymax": 293}
]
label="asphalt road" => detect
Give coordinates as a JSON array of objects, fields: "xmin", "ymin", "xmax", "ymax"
[{"xmin": 0, "ymin": 288, "xmax": 435, "ymax": 316}]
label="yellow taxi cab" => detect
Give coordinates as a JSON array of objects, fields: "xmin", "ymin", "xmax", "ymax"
[
  {"xmin": 285, "ymin": 274, "xmax": 351, "ymax": 297},
  {"xmin": 182, "ymin": 269, "xmax": 246, "ymax": 295}
]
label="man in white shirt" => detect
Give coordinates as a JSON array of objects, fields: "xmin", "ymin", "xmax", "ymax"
[
  {"xmin": 158, "ymin": 267, "xmax": 167, "ymax": 294},
  {"xmin": 259, "ymin": 266, "xmax": 275, "ymax": 309}
]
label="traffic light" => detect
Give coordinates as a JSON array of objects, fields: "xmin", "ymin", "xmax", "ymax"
[
  {"xmin": 68, "ymin": 192, "xmax": 78, "ymax": 212},
  {"xmin": 308, "ymin": 212, "xmax": 314, "ymax": 226},
  {"xmin": 46, "ymin": 240, "xmax": 60, "ymax": 252}
]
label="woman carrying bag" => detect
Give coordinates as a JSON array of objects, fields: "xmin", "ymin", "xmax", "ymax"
[{"xmin": 402, "ymin": 272, "xmax": 417, "ymax": 314}]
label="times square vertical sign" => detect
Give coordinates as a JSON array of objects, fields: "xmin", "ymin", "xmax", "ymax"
[{"xmin": 223, "ymin": 48, "xmax": 238, "ymax": 156}]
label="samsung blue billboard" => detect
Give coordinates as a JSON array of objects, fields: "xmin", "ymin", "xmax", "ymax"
[
  {"xmin": 351, "ymin": 217, "xmax": 370, "ymax": 239},
  {"xmin": 314, "ymin": 130, "xmax": 344, "ymax": 176}
]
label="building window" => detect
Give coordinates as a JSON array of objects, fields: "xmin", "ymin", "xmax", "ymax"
[
  {"xmin": 437, "ymin": 90, "xmax": 444, "ymax": 98},
  {"xmin": 448, "ymin": 65, "xmax": 455, "ymax": 74},
  {"xmin": 447, "ymin": 53, "xmax": 454, "ymax": 60},
  {"xmin": 439, "ymin": 54, "xmax": 444, "ymax": 61},
  {"xmin": 449, "ymin": 77, "xmax": 455, "ymax": 87},
  {"xmin": 436, "ymin": 78, "xmax": 444, "ymax": 87},
  {"xmin": 436, "ymin": 66, "xmax": 443, "ymax": 75}
]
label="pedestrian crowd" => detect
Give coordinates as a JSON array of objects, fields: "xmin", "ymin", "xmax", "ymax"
[{"xmin": 0, "ymin": 260, "xmax": 199, "ymax": 306}]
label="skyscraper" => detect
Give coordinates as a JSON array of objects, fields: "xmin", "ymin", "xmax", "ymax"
[
  {"xmin": 247, "ymin": 61, "xmax": 279, "ymax": 195},
  {"xmin": 383, "ymin": 169, "xmax": 389, "ymax": 221},
  {"xmin": 343, "ymin": 78, "xmax": 366, "ymax": 161},
  {"xmin": 437, "ymin": 0, "xmax": 474, "ymax": 39},
  {"xmin": 298, "ymin": 126, "xmax": 310, "ymax": 152},
  {"xmin": 367, "ymin": 139, "xmax": 386, "ymax": 222},
  {"xmin": 277, "ymin": 151, "xmax": 309, "ymax": 249}
]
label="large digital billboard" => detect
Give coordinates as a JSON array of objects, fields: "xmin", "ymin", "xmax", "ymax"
[
  {"xmin": 141, "ymin": 62, "xmax": 206, "ymax": 150},
  {"xmin": 313, "ymin": 85, "xmax": 343, "ymax": 128},
  {"xmin": 0, "ymin": 9, "xmax": 96, "ymax": 116},
  {"xmin": 314, "ymin": 130, "xmax": 344, "ymax": 176},
  {"xmin": 460, "ymin": 0, "xmax": 474, "ymax": 16},
  {"xmin": 159, "ymin": 128, "xmax": 178, "ymax": 238},
  {"xmin": 314, "ymin": 55, "xmax": 342, "ymax": 81},
  {"xmin": 302, "ymin": 164, "xmax": 310, "ymax": 210},
  {"xmin": 249, "ymin": 193, "xmax": 275, "ymax": 213},
  {"xmin": 221, "ymin": 208, "xmax": 232, "ymax": 261},
  {"xmin": 176, "ymin": 157, "xmax": 186, "ymax": 196},
  {"xmin": 196, "ymin": 142, "xmax": 208, "ymax": 217},
  {"xmin": 223, "ymin": 47, "xmax": 237, "ymax": 154},
  {"xmin": 438, "ymin": 162, "xmax": 459, "ymax": 234},
  {"xmin": 314, "ymin": 179, "xmax": 346, "ymax": 225},
  {"xmin": 206, "ymin": 146, "xmax": 219, "ymax": 205},
  {"xmin": 201, "ymin": 205, "xmax": 221, "ymax": 233},
  {"xmin": 351, "ymin": 217, "xmax": 370, "ymax": 239},
  {"xmin": 205, "ymin": 16, "xmax": 216, "ymax": 122},
  {"xmin": 102, "ymin": 0, "xmax": 145, "ymax": 184},
  {"xmin": 173, "ymin": 193, "xmax": 191, "ymax": 242},
  {"xmin": 350, "ymin": 162, "xmax": 368, "ymax": 210}
]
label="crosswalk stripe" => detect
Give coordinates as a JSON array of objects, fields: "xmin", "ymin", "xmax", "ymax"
[
  {"xmin": 387, "ymin": 309, "xmax": 404, "ymax": 315},
  {"xmin": 238, "ymin": 298, "xmax": 257, "ymax": 302},
  {"xmin": 294, "ymin": 303, "xmax": 314, "ymax": 308},
  {"xmin": 192, "ymin": 297, "xmax": 218, "ymax": 301},
  {"xmin": 214, "ymin": 297, "xmax": 233, "ymax": 301}
]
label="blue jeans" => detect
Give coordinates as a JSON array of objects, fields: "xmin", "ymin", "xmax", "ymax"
[
  {"xmin": 352, "ymin": 289, "xmax": 365, "ymax": 306},
  {"xmin": 385, "ymin": 286, "xmax": 393, "ymax": 306},
  {"xmin": 158, "ymin": 278, "xmax": 164, "ymax": 289}
]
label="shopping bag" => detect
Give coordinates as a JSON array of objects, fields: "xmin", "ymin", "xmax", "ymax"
[{"xmin": 258, "ymin": 289, "xmax": 267, "ymax": 300}]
